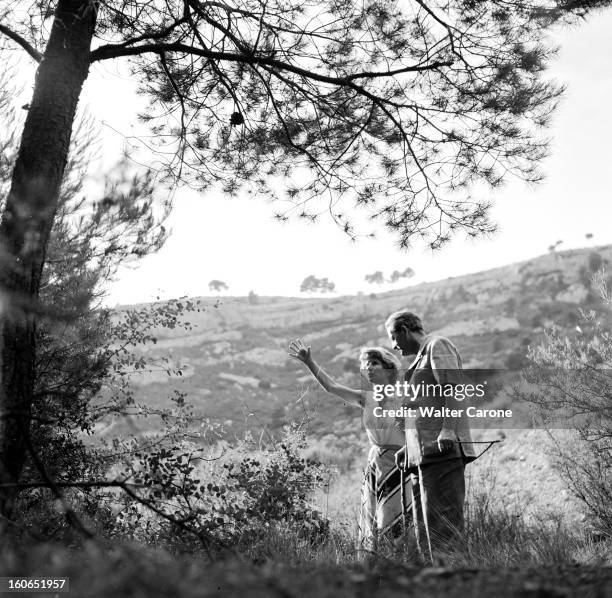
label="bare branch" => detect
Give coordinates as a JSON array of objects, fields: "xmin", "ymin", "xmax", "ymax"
[
  {"xmin": 0, "ymin": 24, "xmax": 42, "ymax": 62},
  {"xmin": 0, "ymin": 480, "xmax": 145, "ymax": 490}
]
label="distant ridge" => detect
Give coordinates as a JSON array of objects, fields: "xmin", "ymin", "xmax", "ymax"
[{"xmin": 117, "ymin": 244, "xmax": 612, "ymax": 337}]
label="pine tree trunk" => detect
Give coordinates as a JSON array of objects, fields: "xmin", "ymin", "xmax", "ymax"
[{"xmin": 0, "ymin": 0, "xmax": 96, "ymax": 517}]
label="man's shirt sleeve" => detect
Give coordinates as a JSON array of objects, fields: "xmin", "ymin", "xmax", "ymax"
[{"xmin": 430, "ymin": 338, "xmax": 464, "ymax": 386}]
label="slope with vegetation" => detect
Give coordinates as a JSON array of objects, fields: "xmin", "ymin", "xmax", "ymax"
[{"xmin": 115, "ymin": 244, "xmax": 612, "ymax": 441}]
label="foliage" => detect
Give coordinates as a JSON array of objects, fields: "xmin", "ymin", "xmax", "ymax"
[
  {"xmin": 30, "ymin": 165, "xmax": 170, "ymax": 476},
  {"xmin": 2, "ymin": 0, "xmax": 599, "ymax": 248},
  {"xmin": 364, "ymin": 271, "xmax": 385, "ymax": 285},
  {"xmin": 446, "ymin": 485, "xmax": 601, "ymax": 567},
  {"xmin": 12, "ymin": 292, "xmax": 208, "ymax": 536},
  {"xmin": 248, "ymin": 290, "xmax": 259, "ymax": 304},
  {"xmin": 578, "ymin": 251, "xmax": 611, "ymax": 295},
  {"xmin": 2, "ymin": 0, "xmax": 611, "ymax": 523},
  {"xmin": 547, "ymin": 434, "xmax": 612, "ymax": 537},
  {"xmin": 209, "ymin": 280, "xmax": 229, "ymax": 292},
  {"xmin": 519, "ymin": 274, "xmax": 612, "ymax": 536},
  {"xmin": 365, "ymin": 267, "xmax": 414, "ymax": 285},
  {"xmin": 537, "ymin": 0, "xmax": 612, "ymax": 23},
  {"xmin": 300, "ymin": 275, "xmax": 335, "ymax": 294},
  {"xmin": 0, "ymin": 65, "xmax": 18, "ymax": 206},
  {"xmin": 113, "ymin": 442, "xmax": 246, "ymax": 548},
  {"xmin": 389, "ymin": 268, "xmax": 415, "ymax": 283},
  {"xmin": 108, "ymin": 424, "xmax": 330, "ymax": 551},
  {"xmin": 0, "ymin": 70, "xmax": 221, "ymax": 540},
  {"xmin": 0, "ymin": 66, "xmax": 173, "ymax": 490},
  {"xmin": 225, "ymin": 425, "xmax": 329, "ymax": 539}
]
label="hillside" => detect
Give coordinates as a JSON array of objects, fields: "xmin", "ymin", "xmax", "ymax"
[{"xmin": 102, "ymin": 244, "xmax": 612, "ymax": 443}]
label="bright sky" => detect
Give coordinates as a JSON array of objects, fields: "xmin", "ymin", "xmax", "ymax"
[{"xmin": 45, "ymin": 12, "xmax": 612, "ymax": 304}]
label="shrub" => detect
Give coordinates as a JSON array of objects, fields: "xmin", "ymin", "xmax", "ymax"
[
  {"xmin": 225, "ymin": 424, "xmax": 330, "ymax": 543},
  {"xmin": 104, "ymin": 423, "xmax": 330, "ymax": 554},
  {"xmin": 518, "ymin": 273, "xmax": 612, "ymax": 537}
]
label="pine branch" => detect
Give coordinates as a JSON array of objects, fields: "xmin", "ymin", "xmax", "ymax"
[
  {"xmin": 0, "ymin": 24, "xmax": 42, "ymax": 62},
  {"xmin": 89, "ymin": 41, "xmax": 451, "ymax": 82}
]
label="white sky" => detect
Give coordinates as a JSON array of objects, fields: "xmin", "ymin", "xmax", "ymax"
[{"xmin": 25, "ymin": 11, "xmax": 612, "ymax": 305}]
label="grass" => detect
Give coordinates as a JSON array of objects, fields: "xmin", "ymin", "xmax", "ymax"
[
  {"xmin": 2, "ymin": 472, "xmax": 610, "ymax": 597},
  {"xmin": 3, "ymin": 431, "xmax": 611, "ymax": 596},
  {"xmin": 1, "ymin": 523, "xmax": 610, "ymax": 598},
  {"xmin": 223, "ymin": 452, "xmax": 612, "ymax": 571}
]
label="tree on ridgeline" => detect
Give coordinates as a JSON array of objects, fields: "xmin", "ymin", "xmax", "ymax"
[
  {"xmin": 0, "ymin": 0, "xmax": 610, "ymax": 515},
  {"xmin": 364, "ymin": 271, "xmax": 385, "ymax": 285},
  {"xmin": 548, "ymin": 239, "xmax": 564, "ymax": 253},
  {"xmin": 388, "ymin": 267, "xmax": 415, "ymax": 283},
  {"xmin": 208, "ymin": 279, "xmax": 229, "ymax": 292},
  {"xmin": 365, "ymin": 267, "xmax": 414, "ymax": 284},
  {"xmin": 300, "ymin": 275, "xmax": 335, "ymax": 294}
]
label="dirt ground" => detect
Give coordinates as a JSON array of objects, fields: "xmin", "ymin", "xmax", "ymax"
[{"xmin": 4, "ymin": 541, "xmax": 611, "ymax": 598}]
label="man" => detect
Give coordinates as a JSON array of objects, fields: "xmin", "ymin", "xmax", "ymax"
[{"xmin": 385, "ymin": 310, "xmax": 477, "ymax": 561}]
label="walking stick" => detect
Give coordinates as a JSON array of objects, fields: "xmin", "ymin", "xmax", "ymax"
[
  {"xmin": 400, "ymin": 466, "xmax": 407, "ymax": 538},
  {"xmin": 398, "ymin": 448, "xmax": 422, "ymax": 558}
]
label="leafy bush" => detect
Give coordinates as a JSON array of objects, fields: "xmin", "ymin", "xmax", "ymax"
[
  {"xmin": 519, "ymin": 273, "xmax": 612, "ymax": 538},
  {"xmin": 105, "ymin": 423, "xmax": 330, "ymax": 553},
  {"xmin": 226, "ymin": 426, "xmax": 329, "ymax": 540}
]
